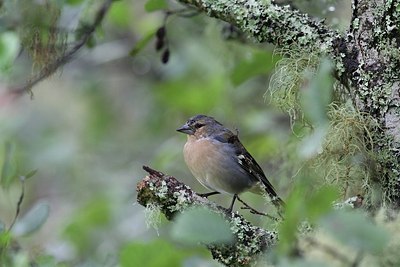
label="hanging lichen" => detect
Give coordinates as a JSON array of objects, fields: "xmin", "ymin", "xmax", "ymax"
[
  {"xmin": 310, "ymin": 104, "xmax": 378, "ymax": 203},
  {"xmin": 17, "ymin": 0, "xmax": 67, "ymax": 70},
  {"xmin": 267, "ymin": 45, "xmax": 322, "ymax": 125}
]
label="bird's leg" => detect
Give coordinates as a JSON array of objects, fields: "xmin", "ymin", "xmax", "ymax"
[
  {"xmin": 228, "ymin": 194, "xmax": 238, "ymax": 213},
  {"xmin": 198, "ymin": 191, "xmax": 220, "ymax": 198}
]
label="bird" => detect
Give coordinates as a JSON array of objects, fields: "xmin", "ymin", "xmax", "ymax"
[{"xmin": 177, "ymin": 114, "xmax": 285, "ymax": 214}]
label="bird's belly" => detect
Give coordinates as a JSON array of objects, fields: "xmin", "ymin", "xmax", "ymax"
[{"xmin": 183, "ymin": 138, "xmax": 255, "ymax": 195}]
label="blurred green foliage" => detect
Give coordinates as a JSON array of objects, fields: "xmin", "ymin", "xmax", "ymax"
[
  {"xmin": 300, "ymin": 58, "xmax": 333, "ymax": 127},
  {"xmin": 278, "ymin": 179, "xmax": 339, "ymax": 255},
  {"xmin": 145, "ymin": 0, "xmax": 168, "ymax": 12},
  {"xmin": 0, "ymin": 32, "xmax": 20, "ymax": 75},
  {"xmin": 120, "ymin": 240, "xmax": 191, "ymax": 267},
  {"xmin": 0, "ymin": 142, "xmax": 18, "ymax": 189},
  {"xmin": 171, "ymin": 207, "xmax": 234, "ymax": 245},
  {"xmin": 63, "ymin": 198, "xmax": 111, "ymax": 254},
  {"xmin": 109, "ymin": 1, "xmax": 134, "ymax": 27},
  {"xmin": 230, "ymin": 50, "xmax": 279, "ymax": 86},
  {"xmin": 0, "ymin": 0, "xmax": 397, "ymax": 266},
  {"xmin": 320, "ymin": 210, "xmax": 389, "ymax": 253},
  {"xmin": 12, "ymin": 202, "xmax": 50, "ymax": 237}
]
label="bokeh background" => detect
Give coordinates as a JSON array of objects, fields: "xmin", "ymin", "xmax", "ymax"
[{"xmin": 0, "ymin": 0, "xmax": 350, "ymax": 266}]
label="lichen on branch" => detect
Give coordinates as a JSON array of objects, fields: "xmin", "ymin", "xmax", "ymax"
[
  {"xmin": 177, "ymin": 0, "xmax": 339, "ymax": 51},
  {"xmin": 137, "ymin": 166, "xmax": 278, "ymax": 266}
]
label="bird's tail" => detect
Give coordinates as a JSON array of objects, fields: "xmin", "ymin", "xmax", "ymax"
[
  {"xmin": 259, "ymin": 179, "xmax": 285, "ymax": 217},
  {"xmin": 271, "ymin": 196, "xmax": 285, "ymax": 217},
  {"xmin": 271, "ymin": 195, "xmax": 285, "ymax": 208}
]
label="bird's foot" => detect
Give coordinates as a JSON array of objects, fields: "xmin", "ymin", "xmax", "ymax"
[{"xmin": 198, "ymin": 191, "xmax": 220, "ymax": 198}]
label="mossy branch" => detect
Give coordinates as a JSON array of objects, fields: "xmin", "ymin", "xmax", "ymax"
[
  {"xmin": 137, "ymin": 166, "xmax": 278, "ymax": 267},
  {"xmin": 176, "ymin": 0, "xmax": 339, "ymax": 51}
]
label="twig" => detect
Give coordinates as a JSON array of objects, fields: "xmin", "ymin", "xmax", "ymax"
[
  {"xmin": 143, "ymin": 165, "xmax": 165, "ymax": 177},
  {"xmin": 8, "ymin": 176, "xmax": 26, "ymax": 231},
  {"xmin": 10, "ymin": 0, "xmax": 114, "ymax": 97}
]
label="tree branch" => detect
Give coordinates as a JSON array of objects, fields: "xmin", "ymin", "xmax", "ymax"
[
  {"xmin": 176, "ymin": 0, "xmax": 339, "ymax": 50},
  {"xmin": 137, "ymin": 166, "xmax": 278, "ymax": 266}
]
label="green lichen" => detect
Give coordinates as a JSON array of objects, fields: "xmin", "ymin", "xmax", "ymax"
[
  {"xmin": 266, "ymin": 46, "xmax": 322, "ymax": 124},
  {"xmin": 17, "ymin": 1, "xmax": 67, "ymax": 69},
  {"xmin": 309, "ymin": 104, "xmax": 378, "ymax": 200},
  {"xmin": 169, "ymin": 189, "xmax": 192, "ymax": 212},
  {"xmin": 144, "ymin": 203, "xmax": 162, "ymax": 234},
  {"xmin": 375, "ymin": 146, "xmax": 400, "ymax": 205},
  {"xmin": 225, "ymin": 214, "xmax": 278, "ymax": 265},
  {"xmin": 157, "ymin": 180, "xmax": 168, "ymax": 199},
  {"xmin": 148, "ymin": 181, "xmax": 167, "ymax": 199},
  {"xmin": 179, "ymin": 0, "xmax": 336, "ymax": 50}
]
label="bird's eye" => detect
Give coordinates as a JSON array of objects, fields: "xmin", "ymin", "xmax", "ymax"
[{"xmin": 193, "ymin": 122, "xmax": 205, "ymax": 129}]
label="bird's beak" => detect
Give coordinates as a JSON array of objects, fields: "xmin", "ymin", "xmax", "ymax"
[{"xmin": 177, "ymin": 123, "xmax": 194, "ymax": 135}]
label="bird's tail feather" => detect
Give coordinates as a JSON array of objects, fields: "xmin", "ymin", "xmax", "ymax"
[{"xmin": 260, "ymin": 179, "xmax": 285, "ymax": 216}]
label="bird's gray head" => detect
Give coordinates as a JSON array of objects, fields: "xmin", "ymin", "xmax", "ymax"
[{"xmin": 177, "ymin": 115, "xmax": 223, "ymax": 136}]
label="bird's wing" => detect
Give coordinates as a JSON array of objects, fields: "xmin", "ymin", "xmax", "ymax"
[{"xmin": 215, "ymin": 130, "xmax": 284, "ymax": 207}]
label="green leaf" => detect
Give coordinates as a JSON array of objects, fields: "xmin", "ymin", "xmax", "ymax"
[
  {"xmin": 86, "ymin": 35, "xmax": 96, "ymax": 48},
  {"xmin": 1, "ymin": 142, "xmax": 17, "ymax": 189},
  {"xmin": 65, "ymin": 0, "xmax": 85, "ymax": 5},
  {"xmin": 300, "ymin": 58, "xmax": 333, "ymax": 126},
  {"xmin": 230, "ymin": 50, "xmax": 278, "ymax": 86},
  {"xmin": 120, "ymin": 240, "xmax": 188, "ymax": 267},
  {"xmin": 277, "ymin": 187, "xmax": 305, "ymax": 254},
  {"xmin": 278, "ymin": 182, "xmax": 338, "ymax": 254},
  {"xmin": 24, "ymin": 169, "xmax": 38, "ymax": 179},
  {"xmin": 0, "ymin": 231, "xmax": 11, "ymax": 247},
  {"xmin": 320, "ymin": 210, "xmax": 390, "ymax": 253},
  {"xmin": 12, "ymin": 202, "xmax": 50, "ymax": 236},
  {"xmin": 144, "ymin": 0, "xmax": 168, "ymax": 12},
  {"xmin": 0, "ymin": 32, "xmax": 20, "ymax": 74},
  {"xmin": 305, "ymin": 185, "xmax": 339, "ymax": 222},
  {"xmin": 171, "ymin": 207, "xmax": 233, "ymax": 245},
  {"xmin": 109, "ymin": 1, "xmax": 131, "ymax": 27},
  {"xmin": 63, "ymin": 198, "xmax": 111, "ymax": 252},
  {"xmin": 129, "ymin": 30, "xmax": 156, "ymax": 57}
]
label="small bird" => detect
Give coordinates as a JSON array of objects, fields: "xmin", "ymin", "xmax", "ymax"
[{"xmin": 177, "ymin": 114, "xmax": 285, "ymax": 214}]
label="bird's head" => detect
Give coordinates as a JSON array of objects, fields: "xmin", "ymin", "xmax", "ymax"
[{"xmin": 177, "ymin": 115, "xmax": 223, "ymax": 137}]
